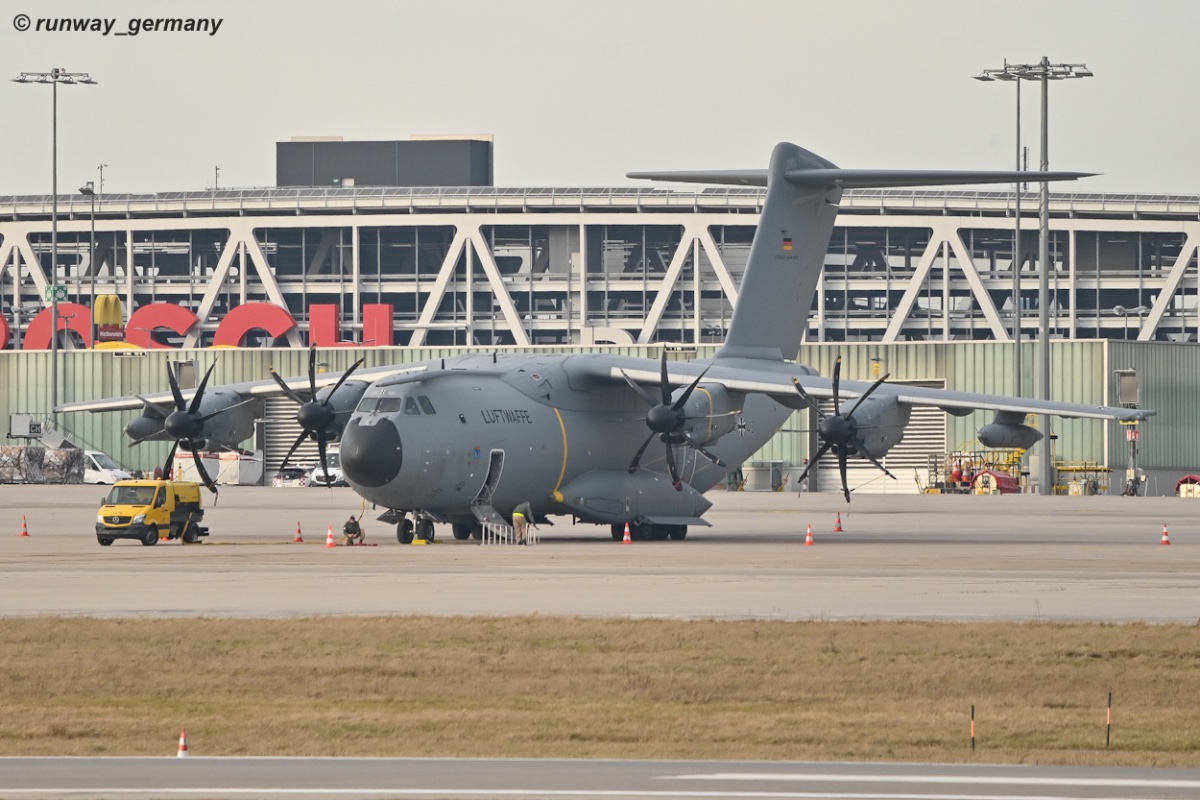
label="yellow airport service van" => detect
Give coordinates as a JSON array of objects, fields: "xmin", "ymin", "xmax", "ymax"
[{"xmin": 95, "ymin": 479, "xmax": 208, "ymax": 546}]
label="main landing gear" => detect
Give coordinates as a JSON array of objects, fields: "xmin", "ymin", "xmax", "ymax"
[
  {"xmin": 451, "ymin": 522, "xmax": 484, "ymax": 540},
  {"xmin": 609, "ymin": 522, "xmax": 687, "ymax": 541}
]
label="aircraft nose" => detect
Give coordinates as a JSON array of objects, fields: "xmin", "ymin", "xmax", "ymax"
[{"xmin": 340, "ymin": 416, "xmax": 402, "ymax": 488}]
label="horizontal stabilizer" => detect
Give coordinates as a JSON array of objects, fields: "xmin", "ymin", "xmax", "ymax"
[
  {"xmin": 627, "ymin": 168, "xmax": 1093, "ymax": 189},
  {"xmin": 783, "ymin": 168, "xmax": 1094, "ymax": 188},
  {"xmin": 626, "ymin": 169, "xmax": 770, "ymax": 186}
]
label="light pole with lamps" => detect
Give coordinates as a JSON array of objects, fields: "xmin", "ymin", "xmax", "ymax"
[
  {"xmin": 11, "ymin": 68, "xmax": 98, "ymax": 426},
  {"xmin": 974, "ymin": 57, "xmax": 1092, "ymax": 494},
  {"xmin": 1113, "ymin": 304, "xmax": 1148, "ymax": 340},
  {"xmin": 974, "ymin": 61, "xmax": 1025, "ymax": 397},
  {"xmin": 79, "ymin": 182, "xmax": 96, "ymax": 343}
]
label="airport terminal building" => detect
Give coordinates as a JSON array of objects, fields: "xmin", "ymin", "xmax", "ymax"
[{"xmin": 2, "ymin": 139, "xmax": 1198, "ymax": 495}]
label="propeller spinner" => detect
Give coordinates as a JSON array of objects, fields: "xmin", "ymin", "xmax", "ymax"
[
  {"xmin": 270, "ymin": 346, "xmax": 365, "ymax": 485},
  {"xmin": 791, "ymin": 357, "xmax": 897, "ymax": 502},
  {"xmin": 622, "ymin": 352, "xmax": 729, "ymax": 491},
  {"xmin": 159, "ymin": 362, "xmax": 224, "ymax": 498}
]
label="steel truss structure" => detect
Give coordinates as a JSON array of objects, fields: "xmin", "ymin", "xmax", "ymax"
[{"xmin": 2, "ymin": 186, "xmax": 1199, "ymax": 349}]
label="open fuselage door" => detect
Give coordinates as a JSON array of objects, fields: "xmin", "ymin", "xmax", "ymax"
[{"xmin": 470, "ymin": 449, "xmax": 507, "ymax": 524}]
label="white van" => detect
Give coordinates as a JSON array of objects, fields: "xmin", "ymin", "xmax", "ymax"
[{"xmin": 84, "ymin": 450, "xmax": 133, "ymax": 484}]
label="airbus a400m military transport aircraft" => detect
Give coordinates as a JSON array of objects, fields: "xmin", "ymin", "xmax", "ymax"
[{"xmin": 60, "ymin": 143, "xmax": 1155, "ymax": 542}]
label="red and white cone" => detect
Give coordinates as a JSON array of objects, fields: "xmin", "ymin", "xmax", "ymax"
[
  {"xmin": 293, "ymin": 521, "xmax": 303, "ymax": 543},
  {"xmin": 177, "ymin": 728, "xmax": 189, "ymax": 757},
  {"xmin": 833, "ymin": 512, "xmax": 844, "ymax": 533},
  {"xmin": 19, "ymin": 515, "xmax": 29, "ymax": 537},
  {"xmin": 325, "ymin": 526, "xmax": 336, "ymax": 548},
  {"xmin": 622, "ymin": 523, "xmax": 632, "ymax": 544},
  {"xmin": 804, "ymin": 524, "xmax": 814, "ymax": 546},
  {"xmin": 1161, "ymin": 523, "xmax": 1171, "ymax": 546}
]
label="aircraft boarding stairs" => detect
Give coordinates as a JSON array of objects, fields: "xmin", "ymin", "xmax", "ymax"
[
  {"xmin": 467, "ymin": 449, "xmax": 537, "ymax": 544},
  {"xmin": 470, "ymin": 489, "xmax": 535, "ymax": 546}
]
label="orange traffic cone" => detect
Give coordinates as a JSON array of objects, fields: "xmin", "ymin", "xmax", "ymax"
[
  {"xmin": 805, "ymin": 524, "xmax": 814, "ymax": 546},
  {"xmin": 19, "ymin": 515, "xmax": 29, "ymax": 537},
  {"xmin": 177, "ymin": 728, "xmax": 189, "ymax": 757},
  {"xmin": 1161, "ymin": 523, "xmax": 1171, "ymax": 546},
  {"xmin": 293, "ymin": 521, "xmax": 303, "ymax": 543},
  {"xmin": 325, "ymin": 526, "xmax": 336, "ymax": 548},
  {"xmin": 833, "ymin": 512, "xmax": 844, "ymax": 533},
  {"xmin": 622, "ymin": 523, "xmax": 632, "ymax": 544}
]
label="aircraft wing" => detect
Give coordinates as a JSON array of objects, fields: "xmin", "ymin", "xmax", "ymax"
[
  {"xmin": 606, "ymin": 363, "xmax": 1154, "ymax": 422},
  {"xmin": 56, "ymin": 364, "xmax": 428, "ymax": 414}
]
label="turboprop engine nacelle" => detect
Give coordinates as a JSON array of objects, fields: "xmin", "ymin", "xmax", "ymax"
[
  {"xmin": 978, "ymin": 411, "xmax": 1043, "ymax": 450},
  {"xmin": 125, "ymin": 410, "xmax": 166, "ymax": 443},
  {"xmin": 125, "ymin": 390, "xmax": 259, "ymax": 449},
  {"xmin": 678, "ymin": 384, "xmax": 740, "ymax": 444},
  {"xmin": 842, "ymin": 393, "xmax": 910, "ymax": 458}
]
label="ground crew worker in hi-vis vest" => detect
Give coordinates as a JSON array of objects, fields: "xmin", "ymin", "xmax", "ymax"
[{"xmin": 511, "ymin": 501, "xmax": 532, "ymax": 545}]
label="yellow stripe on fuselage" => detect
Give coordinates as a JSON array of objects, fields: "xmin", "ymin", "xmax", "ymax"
[{"xmin": 553, "ymin": 407, "xmax": 568, "ymax": 494}]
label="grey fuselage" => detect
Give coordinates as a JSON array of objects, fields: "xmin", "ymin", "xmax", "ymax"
[{"xmin": 339, "ymin": 352, "xmax": 790, "ymax": 525}]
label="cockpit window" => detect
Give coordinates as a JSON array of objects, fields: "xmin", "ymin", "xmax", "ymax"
[
  {"xmin": 356, "ymin": 396, "xmax": 402, "ymax": 414},
  {"xmin": 417, "ymin": 396, "xmax": 436, "ymax": 414},
  {"xmin": 404, "ymin": 396, "xmax": 421, "ymax": 415}
]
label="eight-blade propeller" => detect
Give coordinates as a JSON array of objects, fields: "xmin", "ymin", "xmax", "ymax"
[
  {"xmin": 621, "ymin": 352, "xmax": 730, "ymax": 491},
  {"xmin": 791, "ymin": 356, "xmax": 896, "ymax": 502},
  {"xmin": 270, "ymin": 346, "xmax": 365, "ymax": 485},
  {"xmin": 158, "ymin": 362, "xmax": 227, "ymax": 498}
]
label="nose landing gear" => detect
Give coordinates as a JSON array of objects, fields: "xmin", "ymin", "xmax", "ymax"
[{"xmin": 395, "ymin": 513, "xmax": 437, "ymax": 544}]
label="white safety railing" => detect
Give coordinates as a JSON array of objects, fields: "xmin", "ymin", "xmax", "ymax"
[
  {"xmin": 480, "ymin": 521, "xmax": 539, "ymax": 545},
  {"xmin": 481, "ymin": 522, "xmax": 514, "ymax": 545}
]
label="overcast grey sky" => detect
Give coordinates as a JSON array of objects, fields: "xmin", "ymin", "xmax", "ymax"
[{"xmin": 4, "ymin": 0, "xmax": 1198, "ymax": 195}]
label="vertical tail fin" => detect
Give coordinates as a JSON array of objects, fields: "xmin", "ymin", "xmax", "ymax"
[
  {"xmin": 630, "ymin": 142, "xmax": 842, "ymax": 362},
  {"xmin": 717, "ymin": 143, "xmax": 841, "ymax": 361},
  {"xmin": 627, "ymin": 143, "xmax": 1091, "ymax": 362}
]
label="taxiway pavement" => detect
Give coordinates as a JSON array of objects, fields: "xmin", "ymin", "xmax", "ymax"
[
  {"xmin": 3, "ymin": 756, "xmax": 1200, "ymax": 799},
  {"xmin": 1, "ymin": 486, "xmax": 1196, "ymax": 622}
]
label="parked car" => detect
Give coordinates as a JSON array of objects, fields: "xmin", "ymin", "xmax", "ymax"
[
  {"xmin": 308, "ymin": 449, "xmax": 347, "ymax": 487},
  {"xmin": 272, "ymin": 466, "xmax": 309, "ymax": 488}
]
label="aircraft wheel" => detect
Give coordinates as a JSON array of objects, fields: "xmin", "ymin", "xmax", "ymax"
[
  {"xmin": 183, "ymin": 526, "xmax": 200, "ymax": 544},
  {"xmin": 416, "ymin": 518, "xmax": 435, "ymax": 541},
  {"xmin": 610, "ymin": 524, "xmax": 624, "ymax": 541},
  {"xmin": 469, "ymin": 524, "xmax": 483, "ymax": 540},
  {"xmin": 668, "ymin": 525, "xmax": 688, "ymax": 541},
  {"xmin": 397, "ymin": 519, "xmax": 414, "ymax": 544},
  {"xmin": 630, "ymin": 523, "xmax": 650, "ymax": 542},
  {"xmin": 648, "ymin": 524, "xmax": 669, "ymax": 541},
  {"xmin": 97, "ymin": 537, "xmax": 113, "ymax": 546},
  {"xmin": 452, "ymin": 523, "xmax": 473, "ymax": 540},
  {"xmin": 141, "ymin": 526, "xmax": 159, "ymax": 546}
]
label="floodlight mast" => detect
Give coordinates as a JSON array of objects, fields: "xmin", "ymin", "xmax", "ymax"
[
  {"xmin": 975, "ymin": 57, "xmax": 1092, "ymax": 494},
  {"xmin": 11, "ymin": 68, "xmax": 98, "ymax": 427}
]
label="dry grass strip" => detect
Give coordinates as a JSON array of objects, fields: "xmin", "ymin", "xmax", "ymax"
[{"xmin": 1, "ymin": 616, "xmax": 1197, "ymax": 765}]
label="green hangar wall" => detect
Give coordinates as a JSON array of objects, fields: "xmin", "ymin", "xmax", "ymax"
[{"xmin": 0, "ymin": 340, "xmax": 1194, "ymax": 496}]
